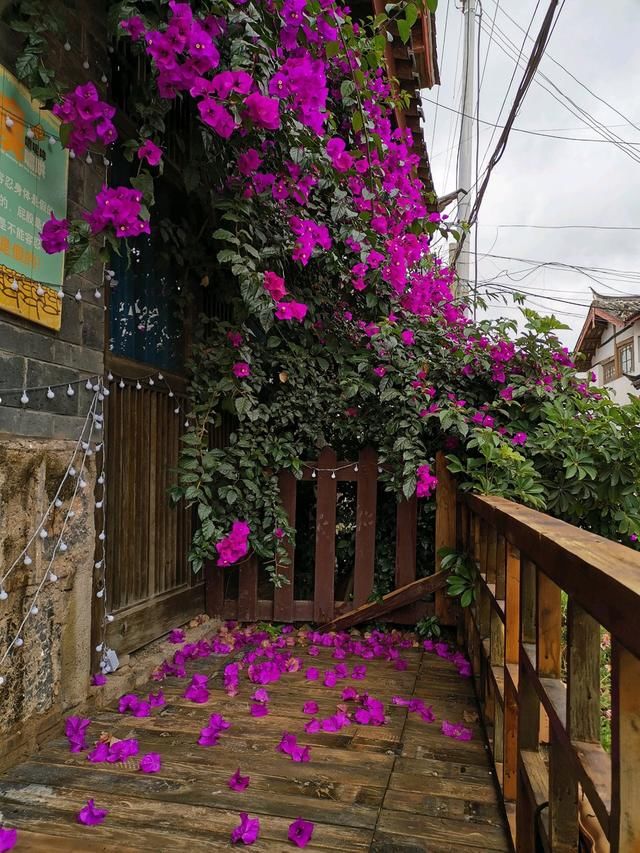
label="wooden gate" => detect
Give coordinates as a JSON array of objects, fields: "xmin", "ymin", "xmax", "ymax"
[
  {"xmin": 205, "ymin": 448, "xmax": 454, "ymax": 625},
  {"xmin": 97, "ymin": 358, "xmax": 203, "ymax": 657}
]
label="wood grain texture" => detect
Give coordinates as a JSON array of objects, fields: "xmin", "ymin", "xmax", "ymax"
[
  {"xmin": 0, "ymin": 638, "xmax": 508, "ymax": 853},
  {"xmin": 314, "ymin": 447, "xmax": 337, "ymax": 623},
  {"xmin": 274, "ymin": 470, "xmax": 297, "ymax": 621},
  {"xmin": 435, "ymin": 451, "xmax": 458, "ymax": 626},
  {"xmin": 353, "ymin": 447, "xmax": 377, "ymax": 608}
]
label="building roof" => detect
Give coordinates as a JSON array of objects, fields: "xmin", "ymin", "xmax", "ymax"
[{"xmin": 574, "ymin": 291, "xmax": 640, "ymax": 367}]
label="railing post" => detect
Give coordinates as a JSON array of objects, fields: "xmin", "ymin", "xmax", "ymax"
[
  {"xmin": 611, "ymin": 640, "xmax": 640, "ymax": 853},
  {"xmin": 503, "ymin": 542, "xmax": 520, "ymax": 802},
  {"xmin": 567, "ymin": 600, "xmax": 601, "ymax": 743},
  {"xmin": 434, "ymin": 451, "xmax": 457, "ymax": 625}
]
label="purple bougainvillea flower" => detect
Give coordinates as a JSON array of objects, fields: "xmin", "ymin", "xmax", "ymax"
[
  {"xmin": 87, "ymin": 741, "xmax": 111, "ymax": 763},
  {"xmin": 250, "ymin": 703, "xmax": 269, "ymax": 717},
  {"xmin": 149, "ymin": 690, "xmax": 165, "ymax": 707},
  {"xmin": 118, "ymin": 694, "xmax": 139, "ymax": 714},
  {"xmin": 76, "ymin": 799, "xmax": 108, "ymax": 826},
  {"xmin": 305, "ymin": 667, "xmax": 319, "ymax": 681},
  {"xmin": 288, "ymin": 818, "xmax": 314, "ymax": 848},
  {"xmin": 209, "ymin": 713, "xmax": 231, "ymax": 731},
  {"xmin": 228, "ymin": 768, "xmax": 250, "ymax": 791},
  {"xmin": 323, "ymin": 671, "xmax": 337, "ymax": 688},
  {"xmin": 0, "ymin": 827, "xmax": 17, "ymax": 852},
  {"xmin": 341, "ymin": 687, "xmax": 358, "ymax": 701},
  {"xmin": 441, "ymin": 720, "xmax": 473, "ymax": 741},
  {"xmin": 65, "ymin": 716, "xmax": 91, "ymax": 753},
  {"xmin": 139, "ymin": 753, "xmax": 162, "ymax": 773},
  {"xmin": 132, "ymin": 700, "xmax": 151, "ymax": 717},
  {"xmin": 184, "ymin": 683, "xmax": 210, "ymax": 703},
  {"xmin": 168, "ymin": 629, "xmax": 186, "ymax": 644},
  {"xmin": 252, "ymin": 688, "xmax": 269, "ymax": 703},
  {"xmin": 198, "ymin": 726, "xmax": 220, "ymax": 747},
  {"xmin": 290, "ymin": 745, "xmax": 311, "ymax": 763},
  {"xmin": 231, "ymin": 812, "xmax": 260, "ymax": 845},
  {"xmin": 351, "ymin": 665, "xmax": 367, "ymax": 680},
  {"xmin": 392, "ymin": 696, "xmax": 409, "ymax": 706},
  {"xmin": 304, "ymin": 718, "xmax": 321, "ymax": 734},
  {"xmin": 302, "ymin": 701, "xmax": 319, "ymax": 715},
  {"xmin": 354, "ymin": 708, "xmax": 371, "ymax": 725},
  {"xmin": 137, "ymin": 139, "xmax": 163, "ymax": 167},
  {"xmin": 307, "ymin": 645, "xmax": 319, "ymax": 656},
  {"xmin": 107, "ymin": 738, "xmax": 139, "ymax": 763},
  {"xmin": 276, "ymin": 732, "xmax": 298, "ymax": 755},
  {"xmin": 91, "ymin": 673, "xmax": 107, "ymax": 686}
]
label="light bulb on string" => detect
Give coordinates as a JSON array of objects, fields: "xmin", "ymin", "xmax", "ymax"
[
  {"xmin": 79, "ymin": 479, "xmax": 87, "ymax": 489},
  {"xmin": 49, "ymin": 135, "xmax": 56, "ymax": 145},
  {"xmin": 168, "ymin": 391, "xmax": 174, "ymax": 398},
  {"xmin": 69, "ymin": 467, "xmax": 76, "ymax": 477},
  {"xmin": 5, "ymin": 115, "xmax": 14, "ymax": 128},
  {"xmin": 135, "ymin": 380, "xmax": 142, "ymax": 390},
  {"xmin": 107, "ymin": 372, "xmax": 113, "ymax": 382},
  {"xmin": 92, "ymin": 382, "xmax": 100, "ymax": 392},
  {"xmin": 158, "ymin": 374, "xmax": 164, "ymax": 381},
  {"xmin": 69, "ymin": 150, "xmax": 76, "ymax": 159},
  {"xmin": 94, "ymin": 289, "xmax": 101, "ymax": 299},
  {"xmin": 57, "ymin": 289, "xmax": 64, "ymax": 299},
  {"xmin": 30, "ymin": 605, "xmax": 38, "ymax": 615},
  {"xmin": 68, "ymin": 510, "xmax": 75, "ymax": 518},
  {"xmin": 354, "ymin": 464, "xmax": 359, "ymax": 472},
  {"xmin": 184, "ymin": 420, "xmax": 189, "ymax": 428},
  {"xmin": 0, "ymin": 676, "xmax": 4, "ymax": 686},
  {"xmin": 39, "ymin": 529, "xmax": 48, "ymax": 540},
  {"xmin": 148, "ymin": 377, "xmax": 154, "ymax": 386},
  {"xmin": 98, "ymin": 531, "xmax": 106, "ymax": 541},
  {"xmin": 21, "ymin": 390, "xmax": 29, "ymax": 404},
  {"xmin": 67, "ymin": 384, "xmax": 75, "ymax": 396},
  {"xmin": 97, "ymin": 474, "xmax": 105, "ymax": 485},
  {"xmin": 26, "ymin": 127, "xmax": 34, "ymax": 139},
  {"xmin": 96, "ymin": 500, "xmax": 103, "ymax": 509},
  {"xmin": 10, "ymin": 279, "xmax": 18, "ymax": 291},
  {"xmin": 331, "ymin": 471, "xmax": 336, "ymax": 479},
  {"xmin": 59, "ymin": 542, "xmax": 68, "ymax": 552},
  {"xmin": 96, "ymin": 643, "xmax": 103, "ymax": 652},
  {"xmin": 94, "ymin": 560, "xmax": 103, "ymax": 570},
  {"xmin": 54, "ymin": 498, "xmax": 63, "ymax": 508},
  {"xmin": 14, "ymin": 637, "xmax": 23, "ymax": 648},
  {"xmin": 102, "ymin": 387, "xmax": 110, "ymax": 397},
  {"xmin": 75, "ymin": 290, "xmax": 82, "ymax": 301},
  {"xmin": 174, "ymin": 407, "xmax": 180, "ymax": 414},
  {"xmin": 47, "ymin": 387, "xmax": 55, "ymax": 399},
  {"xmin": 63, "ymin": 41, "xmax": 71, "ymax": 51},
  {"xmin": 106, "ymin": 614, "xmax": 114, "ymax": 623},
  {"xmin": 311, "ymin": 470, "xmax": 317, "ymax": 478},
  {"xmin": 23, "ymin": 555, "xmax": 32, "ymax": 566},
  {"xmin": 96, "ymin": 588, "xmax": 104, "ymax": 599},
  {"xmin": 101, "ymin": 73, "xmax": 108, "ymax": 83},
  {"xmin": 0, "ymin": 588, "xmax": 8, "ymax": 601},
  {"xmin": 49, "ymin": 572, "xmax": 58, "ymax": 582},
  {"xmin": 119, "ymin": 379, "xmax": 125, "ymax": 389},
  {"xmin": 378, "ymin": 466, "xmax": 383, "ymax": 474},
  {"xmin": 95, "ymin": 443, "xmax": 103, "ymax": 452},
  {"xmin": 103, "ymin": 157, "xmax": 110, "ymax": 167},
  {"xmin": 37, "ymin": 285, "xmax": 45, "ymax": 296}
]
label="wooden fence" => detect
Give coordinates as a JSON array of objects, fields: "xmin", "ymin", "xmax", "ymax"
[
  {"xmin": 460, "ymin": 492, "xmax": 640, "ymax": 852},
  {"xmin": 205, "ymin": 448, "xmax": 455, "ymax": 626}
]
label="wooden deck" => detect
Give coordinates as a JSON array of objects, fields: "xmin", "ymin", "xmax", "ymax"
[{"xmin": 0, "ymin": 641, "xmax": 510, "ymax": 852}]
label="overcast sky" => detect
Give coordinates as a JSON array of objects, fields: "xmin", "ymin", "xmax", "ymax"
[{"xmin": 422, "ymin": 0, "xmax": 640, "ymax": 348}]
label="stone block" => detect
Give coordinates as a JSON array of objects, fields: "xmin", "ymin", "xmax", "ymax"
[
  {"xmin": 25, "ymin": 360, "xmax": 79, "ymax": 416},
  {"xmin": 0, "ymin": 353, "xmax": 26, "ymax": 404},
  {"xmin": 81, "ymin": 302, "xmax": 105, "ymax": 351}
]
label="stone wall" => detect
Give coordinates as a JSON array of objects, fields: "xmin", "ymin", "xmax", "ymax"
[{"xmin": 0, "ymin": 1, "xmax": 109, "ymax": 762}]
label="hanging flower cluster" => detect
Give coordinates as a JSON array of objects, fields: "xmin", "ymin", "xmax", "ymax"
[
  {"xmin": 52, "ymin": 82, "xmax": 117, "ymax": 155},
  {"xmin": 215, "ymin": 519, "xmax": 250, "ymax": 565}
]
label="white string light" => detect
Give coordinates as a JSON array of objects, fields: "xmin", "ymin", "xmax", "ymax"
[{"xmin": 0, "ymin": 393, "xmax": 100, "ymax": 674}]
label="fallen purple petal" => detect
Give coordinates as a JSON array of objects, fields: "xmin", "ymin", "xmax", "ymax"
[
  {"xmin": 288, "ymin": 818, "xmax": 314, "ymax": 848},
  {"xmin": 302, "ymin": 701, "xmax": 319, "ymax": 715},
  {"xmin": 139, "ymin": 752, "xmax": 162, "ymax": 773},
  {"xmin": 0, "ymin": 827, "xmax": 17, "ymax": 852},
  {"xmin": 76, "ymin": 799, "xmax": 108, "ymax": 826},
  {"xmin": 231, "ymin": 812, "xmax": 260, "ymax": 845},
  {"xmin": 228, "ymin": 768, "xmax": 250, "ymax": 791}
]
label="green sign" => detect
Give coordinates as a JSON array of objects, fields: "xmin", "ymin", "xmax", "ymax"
[{"xmin": 0, "ymin": 65, "xmax": 68, "ymax": 330}]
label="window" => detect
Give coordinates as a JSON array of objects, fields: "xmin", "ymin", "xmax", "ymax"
[
  {"xmin": 602, "ymin": 359, "xmax": 616, "ymax": 383},
  {"xmin": 617, "ymin": 339, "xmax": 634, "ymax": 375}
]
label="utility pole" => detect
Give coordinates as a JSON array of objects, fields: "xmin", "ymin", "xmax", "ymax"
[{"xmin": 454, "ymin": 0, "xmax": 476, "ymax": 304}]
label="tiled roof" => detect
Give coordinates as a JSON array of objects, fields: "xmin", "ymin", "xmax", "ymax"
[{"xmin": 591, "ymin": 292, "xmax": 640, "ymax": 323}]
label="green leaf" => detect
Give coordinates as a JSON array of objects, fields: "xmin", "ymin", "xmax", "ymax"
[
  {"xmin": 397, "ymin": 18, "xmax": 411, "ymax": 44},
  {"xmin": 352, "ymin": 110, "xmax": 364, "ymax": 133},
  {"xmin": 405, "ymin": 3, "xmax": 419, "ymax": 27},
  {"xmin": 426, "ymin": 0, "xmax": 438, "ymax": 12}
]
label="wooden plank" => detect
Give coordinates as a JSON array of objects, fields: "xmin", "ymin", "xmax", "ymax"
[
  {"xmin": 435, "ymin": 451, "xmax": 458, "ymax": 625},
  {"xmin": 237, "ymin": 555, "xmax": 258, "ymax": 621},
  {"xmin": 274, "ymin": 470, "xmax": 296, "ymax": 621},
  {"xmin": 549, "ymin": 728, "xmax": 578, "ymax": 850},
  {"xmin": 504, "ymin": 676, "xmax": 518, "ymax": 802},
  {"xmin": 106, "ymin": 584, "xmax": 203, "ymax": 654},
  {"xmin": 314, "ymin": 447, "xmax": 337, "ymax": 623},
  {"xmin": 567, "ymin": 600, "xmax": 600, "ymax": 743},
  {"xmin": 205, "ymin": 559, "xmax": 224, "ymax": 617},
  {"xmin": 320, "ymin": 570, "xmax": 449, "ymax": 631},
  {"xmin": 353, "ymin": 447, "xmax": 377, "ymax": 608},
  {"xmin": 537, "ymin": 571, "xmax": 561, "ymax": 678},
  {"xmin": 521, "ymin": 558, "xmax": 536, "ymax": 645},
  {"xmin": 394, "ymin": 494, "xmax": 418, "ymax": 622},
  {"xmin": 611, "ymin": 640, "xmax": 640, "ymax": 853},
  {"xmin": 147, "ymin": 389, "xmax": 158, "ymax": 599},
  {"xmin": 505, "ymin": 543, "xmax": 520, "ymax": 666},
  {"xmin": 464, "ymin": 493, "xmax": 640, "ymax": 659}
]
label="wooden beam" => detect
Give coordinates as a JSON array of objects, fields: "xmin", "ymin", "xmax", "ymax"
[{"xmin": 319, "ymin": 570, "xmax": 449, "ymax": 632}]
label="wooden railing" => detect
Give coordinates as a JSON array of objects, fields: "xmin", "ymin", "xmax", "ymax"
[
  {"xmin": 460, "ymin": 492, "xmax": 640, "ymax": 852},
  {"xmin": 206, "ymin": 447, "xmax": 453, "ymax": 626}
]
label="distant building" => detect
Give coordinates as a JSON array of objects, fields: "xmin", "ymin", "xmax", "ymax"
[{"xmin": 575, "ymin": 292, "xmax": 640, "ymax": 403}]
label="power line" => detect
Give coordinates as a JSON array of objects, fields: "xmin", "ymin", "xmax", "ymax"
[
  {"xmin": 479, "ymin": 223, "xmax": 640, "ymax": 231},
  {"xmin": 421, "ymin": 96, "xmax": 640, "ymax": 144},
  {"xmin": 454, "ymin": 0, "xmax": 566, "ymax": 266},
  {"xmin": 491, "ymin": 0, "xmax": 640, "ymax": 134},
  {"xmin": 429, "ymin": 0, "xmax": 452, "ymax": 157},
  {"xmin": 480, "ymin": 251, "xmax": 640, "ymax": 280},
  {"xmin": 476, "ymin": 16, "xmax": 640, "ymax": 167},
  {"xmin": 443, "ymin": 20, "xmax": 465, "ymax": 193}
]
